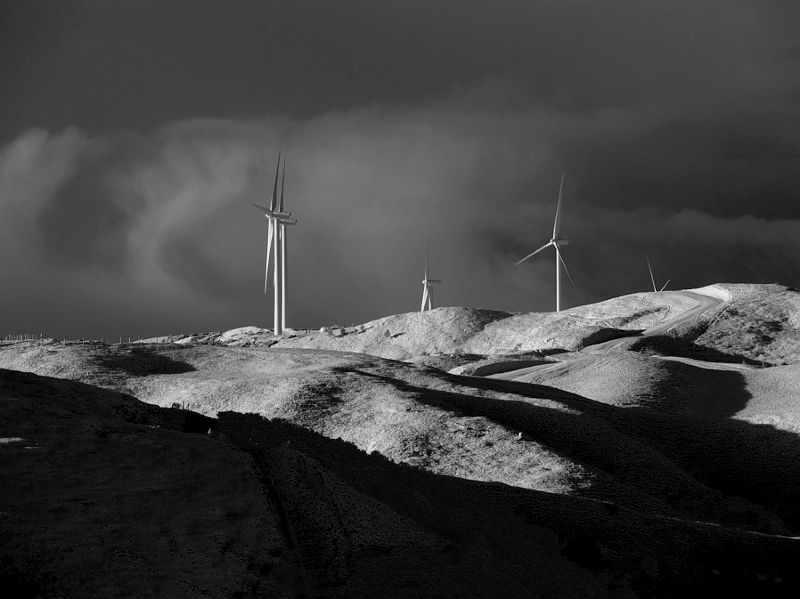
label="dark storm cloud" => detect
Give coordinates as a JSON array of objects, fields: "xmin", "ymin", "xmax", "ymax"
[
  {"xmin": 0, "ymin": 1, "xmax": 799, "ymax": 337},
  {"xmin": 3, "ymin": 0, "xmax": 798, "ymax": 135},
  {"xmin": 2, "ymin": 107, "xmax": 800, "ymax": 338}
]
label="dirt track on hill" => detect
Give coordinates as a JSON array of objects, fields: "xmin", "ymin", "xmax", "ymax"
[{"xmin": 489, "ymin": 288, "xmax": 729, "ymax": 380}]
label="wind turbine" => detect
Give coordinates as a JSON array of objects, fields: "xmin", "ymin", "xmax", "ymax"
[
  {"xmin": 252, "ymin": 152, "xmax": 297, "ymax": 335},
  {"xmin": 515, "ymin": 173, "xmax": 574, "ymax": 312},
  {"xmin": 647, "ymin": 256, "xmax": 670, "ymax": 292},
  {"xmin": 420, "ymin": 250, "xmax": 441, "ymax": 311}
]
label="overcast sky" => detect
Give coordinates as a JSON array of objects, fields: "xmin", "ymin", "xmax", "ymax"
[{"xmin": 2, "ymin": 0, "xmax": 800, "ymax": 338}]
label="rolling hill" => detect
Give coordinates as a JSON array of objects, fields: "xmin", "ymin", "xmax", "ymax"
[{"xmin": 2, "ymin": 283, "xmax": 799, "ymax": 596}]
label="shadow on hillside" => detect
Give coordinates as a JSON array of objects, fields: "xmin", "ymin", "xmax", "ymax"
[
  {"xmin": 220, "ymin": 412, "xmax": 800, "ymax": 598},
  {"xmin": 477, "ymin": 372, "xmax": 800, "ymax": 534},
  {"xmin": 3, "ymin": 368, "xmax": 799, "ymax": 598},
  {"xmin": 646, "ymin": 359, "xmax": 753, "ymax": 417},
  {"xmin": 467, "ymin": 355, "xmax": 756, "ymax": 418},
  {"xmin": 582, "ymin": 328, "xmax": 641, "ymax": 346},
  {"xmin": 631, "ymin": 335, "xmax": 764, "ymax": 366},
  {"xmin": 468, "ymin": 359, "xmax": 552, "ymax": 376},
  {"xmin": 93, "ymin": 348, "xmax": 196, "ymax": 376},
  {"xmin": 339, "ymin": 366, "xmax": 800, "ymax": 535},
  {"xmin": 220, "ymin": 412, "xmax": 800, "ymax": 597}
]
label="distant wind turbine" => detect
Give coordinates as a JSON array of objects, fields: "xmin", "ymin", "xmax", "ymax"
[
  {"xmin": 515, "ymin": 173, "xmax": 574, "ymax": 312},
  {"xmin": 252, "ymin": 152, "xmax": 297, "ymax": 335},
  {"xmin": 420, "ymin": 250, "xmax": 441, "ymax": 311},
  {"xmin": 647, "ymin": 256, "xmax": 670, "ymax": 292}
]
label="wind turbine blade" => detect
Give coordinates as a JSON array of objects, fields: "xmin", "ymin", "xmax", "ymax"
[
  {"xmin": 270, "ymin": 151, "xmax": 281, "ymax": 211},
  {"xmin": 647, "ymin": 256, "xmax": 657, "ymax": 293},
  {"xmin": 420, "ymin": 285, "xmax": 429, "ymax": 312},
  {"xmin": 515, "ymin": 242, "xmax": 552, "ymax": 265},
  {"xmin": 282, "ymin": 226, "xmax": 288, "ymax": 289},
  {"xmin": 264, "ymin": 221, "xmax": 273, "ymax": 294},
  {"xmin": 552, "ymin": 173, "xmax": 565, "ymax": 238},
  {"xmin": 425, "ymin": 248, "xmax": 429, "ymax": 279},
  {"xmin": 279, "ymin": 158, "xmax": 286, "ymax": 212},
  {"xmin": 660, "ymin": 279, "xmax": 670, "ymax": 292},
  {"xmin": 251, "ymin": 203, "xmax": 269, "ymax": 213},
  {"xmin": 556, "ymin": 246, "xmax": 575, "ymax": 286}
]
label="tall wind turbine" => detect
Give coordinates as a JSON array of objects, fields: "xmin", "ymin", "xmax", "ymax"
[
  {"xmin": 420, "ymin": 250, "xmax": 441, "ymax": 312},
  {"xmin": 515, "ymin": 173, "xmax": 574, "ymax": 312},
  {"xmin": 252, "ymin": 153, "xmax": 297, "ymax": 335},
  {"xmin": 647, "ymin": 256, "xmax": 670, "ymax": 292}
]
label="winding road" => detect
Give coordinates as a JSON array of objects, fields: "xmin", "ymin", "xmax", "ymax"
[{"xmin": 488, "ymin": 286, "xmax": 732, "ymax": 381}]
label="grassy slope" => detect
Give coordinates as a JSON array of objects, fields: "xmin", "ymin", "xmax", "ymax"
[
  {"xmin": 3, "ymin": 342, "xmax": 800, "ymax": 536},
  {"xmin": 2, "ymin": 369, "xmax": 799, "ymax": 598},
  {"xmin": 0, "ymin": 370, "xmax": 281, "ymax": 598},
  {"xmin": 141, "ymin": 292, "xmax": 699, "ymax": 360},
  {"xmin": 3, "ymin": 283, "xmax": 800, "ymax": 596},
  {"xmin": 132, "ymin": 284, "xmax": 800, "ymax": 367}
]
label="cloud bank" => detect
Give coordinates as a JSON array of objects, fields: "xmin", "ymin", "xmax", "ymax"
[{"xmin": 1, "ymin": 102, "xmax": 799, "ymax": 338}]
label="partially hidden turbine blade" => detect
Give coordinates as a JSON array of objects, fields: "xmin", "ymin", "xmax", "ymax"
[
  {"xmin": 515, "ymin": 242, "xmax": 552, "ymax": 265},
  {"xmin": 270, "ymin": 151, "xmax": 281, "ymax": 212},
  {"xmin": 647, "ymin": 256, "xmax": 657, "ymax": 293},
  {"xmin": 283, "ymin": 226, "xmax": 288, "ymax": 293},
  {"xmin": 660, "ymin": 279, "xmax": 670, "ymax": 292},
  {"xmin": 279, "ymin": 158, "xmax": 286, "ymax": 213},
  {"xmin": 264, "ymin": 220, "xmax": 273, "ymax": 294},
  {"xmin": 556, "ymin": 246, "xmax": 575, "ymax": 286},
  {"xmin": 552, "ymin": 173, "xmax": 565, "ymax": 238}
]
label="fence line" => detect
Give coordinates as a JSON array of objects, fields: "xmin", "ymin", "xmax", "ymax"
[{"xmin": 1, "ymin": 334, "xmax": 136, "ymax": 344}]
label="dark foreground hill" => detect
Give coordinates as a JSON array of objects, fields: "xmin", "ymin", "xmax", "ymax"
[{"xmin": 2, "ymin": 369, "xmax": 798, "ymax": 598}]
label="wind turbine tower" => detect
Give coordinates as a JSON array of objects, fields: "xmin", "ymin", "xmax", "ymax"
[
  {"xmin": 252, "ymin": 153, "xmax": 297, "ymax": 335},
  {"xmin": 279, "ymin": 160, "xmax": 289, "ymax": 330},
  {"xmin": 515, "ymin": 173, "xmax": 574, "ymax": 312},
  {"xmin": 420, "ymin": 250, "xmax": 441, "ymax": 311}
]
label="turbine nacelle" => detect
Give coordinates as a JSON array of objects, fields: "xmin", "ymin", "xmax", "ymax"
[{"xmin": 251, "ymin": 203, "xmax": 293, "ymax": 219}]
